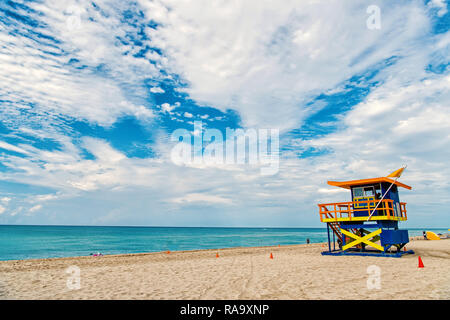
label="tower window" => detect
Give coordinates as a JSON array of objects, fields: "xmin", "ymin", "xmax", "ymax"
[{"xmin": 353, "ymin": 186, "xmax": 375, "ymax": 198}]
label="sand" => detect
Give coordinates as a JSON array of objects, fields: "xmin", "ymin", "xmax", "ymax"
[{"xmin": 0, "ymin": 239, "xmax": 449, "ymax": 300}]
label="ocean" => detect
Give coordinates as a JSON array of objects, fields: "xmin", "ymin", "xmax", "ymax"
[{"xmin": 0, "ymin": 225, "xmax": 447, "ymax": 261}]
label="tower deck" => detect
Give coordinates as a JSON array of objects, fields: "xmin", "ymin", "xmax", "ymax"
[{"xmin": 319, "ymin": 199, "xmax": 407, "ymax": 223}]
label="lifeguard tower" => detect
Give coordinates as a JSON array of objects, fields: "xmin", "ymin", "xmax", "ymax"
[{"xmin": 318, "ymin": 167, "xmax": 414, "ymax": 257}]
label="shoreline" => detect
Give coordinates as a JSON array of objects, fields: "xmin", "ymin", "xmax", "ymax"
[
  {"xmin": 1, "ymin": 242, "xmax": 320, "ymax": 264},
  {"xmin": 0, "ymin": 234, "xmax": 444, "ymax": 263}
]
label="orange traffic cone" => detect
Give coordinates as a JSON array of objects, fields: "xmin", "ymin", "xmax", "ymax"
[
  {"xmin": 270, "ymin": 253, "xmax": 273, "ymax": 259},
  {"xmin": 418, "ymin": 256, "xmax": 424, "ymax": 268},
  {"xmin": 216, "ymin": 252, "xmax": 219, "ymax": 258}
]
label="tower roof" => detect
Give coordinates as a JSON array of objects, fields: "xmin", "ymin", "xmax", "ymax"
[{"xmin": 327, "ymin": 177, "xmax": 412, "ymax": 190}]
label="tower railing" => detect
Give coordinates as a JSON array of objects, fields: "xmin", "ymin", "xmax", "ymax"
[{"xmin": 318, "ymin": 199, "xmax": 407, "ymax": 222}]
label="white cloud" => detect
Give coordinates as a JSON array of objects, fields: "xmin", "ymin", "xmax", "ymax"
[
  {"xmin": 150, "ymin": 87, "xmax": 165, "ymax": 94},
  {"xmin": 0, "ymin": 0, "xmax": 440, "ymax": 133},
  {"xmin": 161, "ymin": 103, "xmax": 176, "ymax": 113},
  {"xmin": 10, "ymin": 207, "xmax": 23, "ymax": 217},
  {"xmin": 34, "ymin": 194, "xmax": 59, "ymax": 202},
  {"xmin": 317, "ymin": 188, "xmax": 348, "ymax": 194},
  {"xmin": 428, "ymin": 0, "xmax": 448, "ymax": 17},
  {"xmin": 0, "ymin": 0, "xmax": 158, "ymax": 128},
  {"xmin": 140, "ymin": 0, "xmax": 432, "ymax": 131},
  {"xmin": 29, "ymin": 205, "xmax": 42, "ymax": 213},
  {"xmin": 0, "ymin": 142, "xmax": 30, "ymax": 155},
  {"xmin": 172, "ymin": 193, "xmax": 233, "ymax": 205},
  {"xmin": 1, "ymin": 197, "xmax": 11, "ymax": 204},
  {"xmin": 0, "ymin": 205, "xmax": 5, "ymax": 215}
]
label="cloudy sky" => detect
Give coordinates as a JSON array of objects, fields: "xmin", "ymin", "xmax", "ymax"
[{"xmin": 0, "ymin": 0, "xmax": 449, "ymax": 227}]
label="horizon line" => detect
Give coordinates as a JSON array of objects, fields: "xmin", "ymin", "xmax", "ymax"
[{"xmin": 0, "ymin": 224, "xmax": 446, "ymax": 230}]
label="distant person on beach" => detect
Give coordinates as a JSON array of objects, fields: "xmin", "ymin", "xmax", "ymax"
[
  {"xmin": 423, "ymin": 231, "xmax": 427, "ymax": 240},
  {"xmin": 306, "ymin": 238, "xmax": 310, "ymax": 244}
]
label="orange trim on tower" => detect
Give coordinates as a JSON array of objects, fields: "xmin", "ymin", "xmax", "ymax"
[{"xmin": 327, "ymin": 177, "xmax": 412, "ymax": 190}]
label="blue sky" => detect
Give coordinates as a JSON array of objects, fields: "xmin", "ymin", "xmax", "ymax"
[{"xmin": 0, "ymin": 0, "xmax": 449, "ymax": 227}]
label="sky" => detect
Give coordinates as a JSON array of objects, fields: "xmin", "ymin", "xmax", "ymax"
[{"xmin": 0, "ymin": 0, "xmax": 449, "ymax": 228}]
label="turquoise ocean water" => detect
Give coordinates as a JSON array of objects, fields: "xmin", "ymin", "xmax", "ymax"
[{"xmin": 0, "ymin": 225, "xmax": 447, "ymax": 261}]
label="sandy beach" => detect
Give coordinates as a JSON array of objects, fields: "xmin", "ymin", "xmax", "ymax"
[{"xmin": 0, "ymin": 239, "xmax": 449, "ymax": 300}]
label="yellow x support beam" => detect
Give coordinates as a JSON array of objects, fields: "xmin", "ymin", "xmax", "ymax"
[{"xmin": 341, "ymin": 228, "xmax": 384, "ymax": 251}]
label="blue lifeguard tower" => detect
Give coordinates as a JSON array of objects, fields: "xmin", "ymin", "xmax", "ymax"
[{"xmin": 318, "ymin": 168, "xmax": 414, "ymax": 257}]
